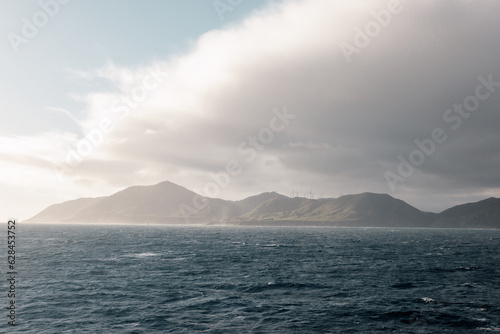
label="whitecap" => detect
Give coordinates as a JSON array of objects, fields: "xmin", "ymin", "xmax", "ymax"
[
  {"xmin": 126, "ymin": 252, "xmax": 160, "ymax": 258},
  {"xmin": 477, "ymin": 327, "xmax": 500, "ymax": 332},
  {"xmin": 420, "ymin": 297, "xmax": 436, "ymax": 304}
]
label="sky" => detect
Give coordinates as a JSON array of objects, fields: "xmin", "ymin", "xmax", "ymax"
[{"xmin": 1, "ymin": 0, "xmax": 500, "ymax": 220}]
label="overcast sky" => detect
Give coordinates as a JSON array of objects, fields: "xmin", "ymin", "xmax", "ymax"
[{"xmin": 1, "ymin": 0, "xmax": 500, "ymax": 219}]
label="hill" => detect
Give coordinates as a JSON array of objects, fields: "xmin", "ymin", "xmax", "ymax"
[
  {"xmin": 28, "ymin": 197, "xmax": 105, "ymax": 222},
  {"xmin": 236, "ymin": 193, "xmax": 434, "ymax": 227},
  {"xmin": 434, "ymin": 197, "xmax": 500, "ymax": 229},
  {"xmin": 26, "ymin": 180, "xmax": 500, "ymax": 228}
]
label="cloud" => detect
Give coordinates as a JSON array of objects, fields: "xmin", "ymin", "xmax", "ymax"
[{"xmin": 2, "ymin": 0, "xmax": 500, "ymax": 218}]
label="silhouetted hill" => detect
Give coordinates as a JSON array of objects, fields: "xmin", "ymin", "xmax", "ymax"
[
  {"xmin": 234, "ymin": 192, "xmax": 288, "ymax": 213},
  {"xmin": 239, "ymin": 197, "xmax": 311, "ymax": 221},
  {"xmin": 434, "ymin": 197, "xmax": 500, "ymax": 228},
  {"xmin": 26, "ymin": 180, "xmax": 499, "ymax": 228},
  {"xmin": 27, "ymin": 181, "xmax": 239, "ymax": 224},
  {"xmin": 237, "ymin": 193, "xmax": 434, "ymax": 227},
  {"xmin": 68, "ymin": 181, "xmax": 200, "ymax": 223},
  {"xmin": 28, "ymin": 197, "xmax": 105, "ymax": 222}
]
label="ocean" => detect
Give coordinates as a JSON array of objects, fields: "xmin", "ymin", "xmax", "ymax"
[{"xmin": 5, "ymin": 224, "xmax": 500, "ymax": 333}]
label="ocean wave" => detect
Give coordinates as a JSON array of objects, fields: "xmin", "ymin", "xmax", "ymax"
[{"xmin": 125, "ymin": 252, "xmax": 161, "ymax": 258}]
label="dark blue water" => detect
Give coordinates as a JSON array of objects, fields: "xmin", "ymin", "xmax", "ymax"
[{"xmin": 6, "ymin": 224, "xmax": 500, "ymax": 333}]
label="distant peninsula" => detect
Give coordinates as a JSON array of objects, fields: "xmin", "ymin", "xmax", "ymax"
[{"xmin": 26, "ymin": 180, "xmax": 500, "ymax": 229}]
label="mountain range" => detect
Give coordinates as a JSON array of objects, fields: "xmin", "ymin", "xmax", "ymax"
[{"xmin": 26, "ymin": 180, "xmax": 500, "ymax": 228}]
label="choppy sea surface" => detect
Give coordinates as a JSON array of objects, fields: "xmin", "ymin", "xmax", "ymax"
[{"xmin": 6, "ymin": 224, "xmax": 500, "ymax": 333}]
